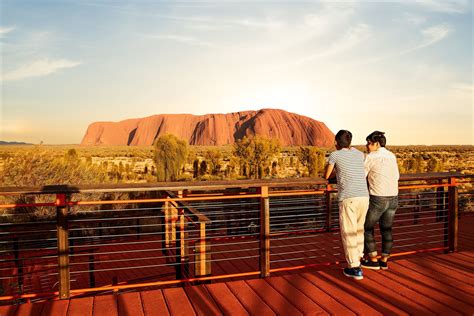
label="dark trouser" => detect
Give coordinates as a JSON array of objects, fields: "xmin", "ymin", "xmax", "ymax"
[{"xmin": 364, "ymin": 195, "xmax": 398, "ymax": 257}]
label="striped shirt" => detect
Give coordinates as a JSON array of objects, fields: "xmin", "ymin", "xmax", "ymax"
[
  {"xmin": 328, "ymin": 148, "xmax": 369, "ymax": 202},
  {"xmin": 364, "ymin": 147, "xmax": 400, "ymax": 196}
]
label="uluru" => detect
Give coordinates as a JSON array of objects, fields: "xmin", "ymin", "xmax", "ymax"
[{"xmin": 80, "ymin": 109, "xmax": 335, "ymax": 147}]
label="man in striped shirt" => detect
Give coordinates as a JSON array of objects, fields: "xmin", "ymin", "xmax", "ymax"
[{"xmin": 325, "ymin": 130, "xmax": 369, "ymax": 280}]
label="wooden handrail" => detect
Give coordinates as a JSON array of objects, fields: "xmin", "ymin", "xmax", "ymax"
[
  {"xmin": 0, "ymin": 172, "xmax": 464, "ymax": 195},
  {"xmin": 164, "ymin": 190, "xmax": 211, "ymax": 224}
]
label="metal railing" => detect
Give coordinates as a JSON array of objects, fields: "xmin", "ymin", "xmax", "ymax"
[{"xmin": 0, "ymin": 172, "xmax": 469, "ymax": 304}]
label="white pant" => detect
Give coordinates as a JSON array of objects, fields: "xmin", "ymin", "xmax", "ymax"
[{"xmin": 338, "ymin": 197, "xmax": 369, "ymax": 268}]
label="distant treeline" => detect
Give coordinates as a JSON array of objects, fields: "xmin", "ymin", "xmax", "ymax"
[{"xmin": 0, "ymin": 140, "xmax": 472, "ymax": 187}]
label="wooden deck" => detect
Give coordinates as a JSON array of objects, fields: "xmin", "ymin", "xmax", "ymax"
[{"xmin": 2, "ymin": 215, "xmax": 473, "ymax": 316}]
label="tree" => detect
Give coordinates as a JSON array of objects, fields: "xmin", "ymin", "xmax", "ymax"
[
  {"xmin": 233, "ymin": 136, "xmax": 281, "ymax": 179},
  {"xmin": 153, "ymin": 134, "xmax": 188, "ymax": 181},
  {"xmin": 204, "ymin": 149, "xmax": 222, "ymax": 175},
  {"xmin": 297, "ymin": 146, "xmax": 325, "ymax": 177},
  {"xmin": 193, "ymin": 159, "xmax": 199, "ymax": 178},
  {"xmin": 199, "ymin": 160, "xmax": 208, "ymax": 176}
]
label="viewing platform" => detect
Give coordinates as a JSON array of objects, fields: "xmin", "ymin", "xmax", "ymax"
[{"xmin": 0, "ymin": 172, "xmax": 472, "ymax": 315}]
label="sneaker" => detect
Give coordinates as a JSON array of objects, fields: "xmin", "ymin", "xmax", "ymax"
[
  {"xmin": 379, "ymin": 259, "xmax": 388, "ymax": 270},
  {"xmin": 361, "ymin": 258, "xmax": 380, "ymax": 270},
  {"xmin": 343, "ymin": 267, "xmax": 363, "ymax": 280}
]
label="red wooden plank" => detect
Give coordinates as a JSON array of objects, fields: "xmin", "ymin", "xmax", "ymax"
[
  {"xmin": 455, "ymin": 251, "xmax": 474, "ymax": 259},
  {"xmin": 12, "ymin": 302, "xmax": 45, "ymax": 316},
  {"xmin": 0, "ymin": 305, "xmax": 17, "ymax": 316},
  {"xmin": 67, "ymin": 297, "xmax": 93, "ymax": 316},
  {"xmin": 392, "ymin": 260, "xmax": 474, "ymax": 301},
  {"xmin": 184, "ymin": 285, "xmax": 222, "ymax": 316},
  {"xmin": 162, "ymin": 287, "xmax": 196, "ymax": 316},
  {"xmin": 245, "ymin": 278, "xmax": 304, "ymax": 315},
  {"xmin": 140, "ymin": 290, "xmax": 170, "ymax": 316},
  {"xmin": 282, "ymin": 274, "xmax": 356, "ymax": 316},
  {"xmin": 205, "ymin": 282, "xmax": 249, "ymax": 316},
  {"xmin": 300, "ymin": 272, "xmax": 383, "ymax": 316},
  {"xmin": 409, "ymin": 257, "xmax": 474, "ymax": 285},
  {"xmin": 395, "ymin": 258, "xmax": 474, "ymax": 294},
  {"xmin": 317, "ymin": 269, "xmax": 408, "ymax": 316},
  {"xmin": 40, "ymin": 300, "xmax": 69, "ymax": 316},
  {"xmin": 117, "ymin": 292, "xmax": 144, "ymax": 316},
  {"xmin": 262, "ymin": 277, "xmax": 328, "ymax": 315},
  {"xmin": 362, "ymin": 268, "xmax": 458, "ymax": 315},
  {"xmin": 93, "ymin": 295, "xmax": 118, "ymax": 316},
  {"xmin": 381, "ymin": 267, "xmax": 473, "ymax": 314},
  {"xmin": 225, "ymin": 280, "xmax": 275, "ymax": 315},
  {"xmin": 427, "ymin": 253, "xmax": 474, "ymax": 272}
]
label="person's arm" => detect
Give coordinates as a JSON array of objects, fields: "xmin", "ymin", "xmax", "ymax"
[
  {"xmin": 325, "ymin": 163, "xmax": 335, "ymax": 179},
  {"xmin": 325, "ymin": 152, "xmax": 336, "ymax": 179},
  {"xmin": 364, "ymin": 154, "xmax": 372, "ymax": 177}
]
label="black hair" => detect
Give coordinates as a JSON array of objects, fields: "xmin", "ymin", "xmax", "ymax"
[
  {"xmin": 335, "ymin": 130, "xmax": 352, "ymax": 148},
  {"xmin": 366, "ymin": 131, "xmax": 386, "ymax": 147}
]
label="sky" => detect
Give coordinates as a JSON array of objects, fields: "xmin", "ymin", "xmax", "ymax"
[{"xmin": 0, "ymin": 0, "xmax": 472, "ymax": 145}]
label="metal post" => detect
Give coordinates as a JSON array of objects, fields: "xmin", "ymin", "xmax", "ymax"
[
  {"xmin": 414, "ymin": 194, "xmax": 421, "ymax": 224},
  {"xmin": 259, "ymin": 186, "xmax": 270, "ymax": 278},
  {"xmin": 13, "ymin": 238, "xmax": 23, "ymax": 294},
  {"xmin": 88, "ymin": 254, "xmax": 95, "ymax": 288},
  {"xmin": 325, "ymin": 184, "xmax": 333, "ymax": 231},
  {"xmin": 56, "ymin": 194, "xmax": 70, "ymax": 299},
  {"xmin": 448, "ymin": 177, "xmax": 458, "ymax": 252},
  {"xmin": 436, "ymin": 179, "xmax": 445, "ymax": 222}
]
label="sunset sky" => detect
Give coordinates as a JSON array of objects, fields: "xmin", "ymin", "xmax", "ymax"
[{"xmin": 1, "ymin": 0, "xmax": 472, "ymax": 145}]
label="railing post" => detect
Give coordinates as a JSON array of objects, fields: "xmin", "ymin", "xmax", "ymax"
[
  {"xmin": 13, "ymin": 237, "xmax": 24, "ymax": 295},
  {"xmin": 164, "ymin": 196, "xmax": 178, "ymax": 255},
  {"xmin": 56, "ymin": 193, "xmax": 70, "ymax": 299},
  {"xmin": 171, "ymin": 192, "xmax": 181, "ymax": 242},
  {"xmin": 447, "ymin": 177, "xmax": 458, "ymax": 252},
  {"xmin": 436, "ymin": 179, "xmax": 445, "ymax": 222},
  {"xmin": 325, "ymin": 184, "xmax": 333, "ymax": 231},
  {"xmin": 259, "ymin": 186, "xmax": 270, "ymax": 278},
  {"xmin": 195, "ymin": 222, "xmax": 211, "ymax": 277},
  {"xmin": 162, "ymin": 198, "xmax": 170, "ymax": 255},
  {"xmin": 414, "ymin": 194, "xmax": 421, "ymax": 224},
  {"xmin": 88, "ymin": 254, "xmax": 95, "ymax": 288},
  {"xmin": 175, "ymin": 210, "xmax": 188, "ymax": 280}
]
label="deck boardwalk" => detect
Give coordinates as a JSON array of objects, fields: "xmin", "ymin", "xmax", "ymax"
[{"xmin": 1, "ymin": 216, "xmax": 473, "ymax": 316}]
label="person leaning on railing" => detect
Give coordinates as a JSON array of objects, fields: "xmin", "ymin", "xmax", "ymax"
[
  {"xmin": 325, "ymin": 130, "xmax": 370, "ymax": 280},
  {"xmin": 361, "ymin": 131, "xmax": 400, "ymax": 270}
]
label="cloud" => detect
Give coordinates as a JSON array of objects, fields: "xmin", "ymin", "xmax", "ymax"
[
  {"xmin": 401, "ymin": 13, "xmax": 427, "ymax": 25},
  {"xmin": 292, "ymin": 23, "xmax": 371, "ymax": 66},
  {"xmin": 0, "ymin": 26, "xmax": 15, "ymax": 37},
  {"xmin": 144, "ymin": 34, "xmax": 214, "ymax": 47},
  {"xmin": 357, "ymin": 23, "xmax": 451, "ymax": 65},
  {"xmin": 419, "ymin": 24, "xmax": 451, "ymax": 48},
  {"xmin": 229, "ymin": 18, "xmax": 283, "ymax": 29},
  {"xmin": 1, "ymin": 58, "xmax": 81, "ymax": 82},
  {"xmin": 414, "ymin": 0, "xmax": 471, "ymax": 14}
]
